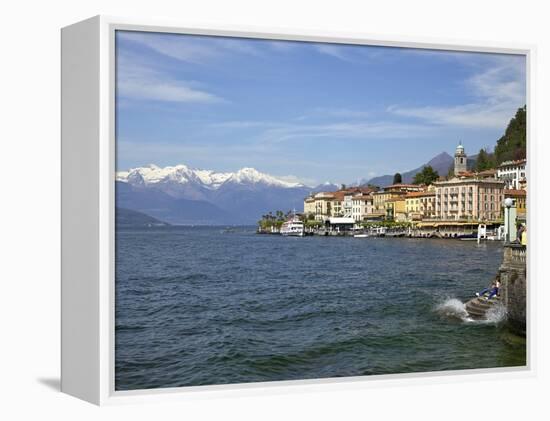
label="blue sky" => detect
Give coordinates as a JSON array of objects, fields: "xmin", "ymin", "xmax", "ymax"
[{"xmin": 115, "ymin": 30, "xmax": 526, "ymax": 186}]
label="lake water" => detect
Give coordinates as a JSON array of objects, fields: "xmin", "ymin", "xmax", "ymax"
[{"xmin": 115, "ymin": 226, "xmax": 526, "ymax": 390}]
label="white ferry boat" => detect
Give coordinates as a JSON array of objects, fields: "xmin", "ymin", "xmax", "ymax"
[{"xmin": 280, "ymin": 216, "xmax": 304, "ymax": 237}]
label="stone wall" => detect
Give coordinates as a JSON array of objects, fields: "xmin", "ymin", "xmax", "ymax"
[{"xmin": 499, "ymin": 244, "xmax": 527, "ymax": 335}]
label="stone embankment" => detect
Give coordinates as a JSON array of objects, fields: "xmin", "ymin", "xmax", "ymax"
[
  {"xmin": 465, "ymin": 295, "xmax": 502, "ymax": 319},
  {"xmin": 464, "ymin": 243, "xmax": 526, "ymax": 335}
]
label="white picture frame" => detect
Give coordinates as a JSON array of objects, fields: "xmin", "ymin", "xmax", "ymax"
[{"xmin": 61, "ymin": 15, "xmax": 535, "ymax": 405}]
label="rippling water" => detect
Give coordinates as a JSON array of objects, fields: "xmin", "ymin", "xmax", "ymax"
[{"xmin": 115, "ymin": 226, "xmax": 526, "ymax": 390}]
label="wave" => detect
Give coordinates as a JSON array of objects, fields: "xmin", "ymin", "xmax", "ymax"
[
  {"xmin": 435, "ymin": 298, "xmax": 471, "ymax": 322},
  {"xmin": 484, "ymin": 302, "xmax": 507, "ymax": 324},
  {"xmin": 434, "ymin": 297, "xmax": 507, "ymax": 325}
]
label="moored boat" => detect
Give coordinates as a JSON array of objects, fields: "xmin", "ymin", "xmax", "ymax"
[{"xmin": 280, "ymin": 216, "xmax": 304, "ymax": 237}]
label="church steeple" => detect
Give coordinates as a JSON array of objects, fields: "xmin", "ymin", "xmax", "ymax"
[{"xmin": 454, "ymin": 141, "xmax": 467, "ymax": 176}]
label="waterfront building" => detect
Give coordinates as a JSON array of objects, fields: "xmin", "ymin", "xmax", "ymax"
[
  {"xmin": 351, "ymin": 194, "xmax": 373, "ymax": 222},
  {"xmin": 454, "ymin": 141, "xmax": 467, "ymax": 176},
  {"xmin": 304, "ymin": 196, "xmax": 316, "ymax": 216},
  {"xmin": 385, "ymin": 196, "xmax": 407, "ymax": 221},
  {"xmin": 434, "ymin": 176, "xmax": 505, "ymax": 221},
  {"xmin": 504, "ymin": 189, "xmax": 527, "ymax": 220},
  {"xmin": 307, "ymin": 192, "xmax": 336, "ymax": 221},
  {"xmin": 373, "ymin": 190, "xmax": 401, "ymax": 213},
  {"xmin": 304, "ymin": 187, "xmax": 377, "ymax": 221},
  {"xmin": 405, "ymin": 188, "xmax": 436, "ymax": 221},
  {"xmin": 343, "ymin": 193, "xmax": 354, "ymax": 217},
  {"xmin": 372, "ymin": 184, "xmax": 416, "ymax": 216},
  {"xmin": 329, "ymin": 191, "xmax": 346, "ymax": 217},
  {"xmin": 497, "ymin": 159, "xmax": 527, "ymax": 190},
  {"xmin": 326, "ymin": 217, "xmax": 356, "ymax": 232}
]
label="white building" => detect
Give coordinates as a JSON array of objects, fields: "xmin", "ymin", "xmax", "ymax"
[
  {"xmin": 342, "ymin": 194, "xmax": 353, "ymax": 217},
  {"xmin": 497, "ymin": 159, "xmax": 526, "ymax": 190},
  {"xmin": 351, "ymin": 194, "xmax": 373, "ymax": 222}
]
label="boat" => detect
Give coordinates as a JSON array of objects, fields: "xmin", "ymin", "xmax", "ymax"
[
  {"xmin": 280, "ymin": 215, "xmax": 304, "ymax": 237},
  {"xmin": 353, "ymin": 233, "xmax": 368, "ymax": 238}
]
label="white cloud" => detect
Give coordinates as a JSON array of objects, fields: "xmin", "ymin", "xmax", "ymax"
[
  {"xmin": 267, "ymin": 40, "xmax": 300, "ymax": 52},
  {"xmin": 117, "ymin": 54, "xmax": 223, "ymax": 104},
  {"xmin": 209, "ymin": 116, "xmax": 438, "ymax": 145},
  {"xmin": 117, "ymin": 31, "xmax": 262, "ymax": 64},
  {"xmin": 314, "ymin": 44, "xmax": 351, "ymax": 61},
  {"xmin": 295, "ymin": 107, "xmax": 371, "ymax": 121},
  {"xmin": 256, "ymin": 120, "xmax": 436, "ymax": 144},
  {"xmin": 387, "ymin": 56, "xmax": 526, "ymax": 129},
  {"xmin": 276, "ymin": 174, "xmax": 315, "ymax": 186},
  {"xmin": 387, "ymin": 102, "xmax": 516, "ymax": 129},
  {"xmin": 118, "ymin": 77, "xmax": 222, "ymax": 104}
]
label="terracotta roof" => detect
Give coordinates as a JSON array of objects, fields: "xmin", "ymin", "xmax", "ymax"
[
  {"xmin": 384, "ymin": 183, "xmax": 423, "ymax": 190},
  {"xmin": 352, "ymin": 195, "xmax": 373, "ymax": 201},
  {"xmin": 330, "ymin": 192, "xmax": 346, "ymax": 200},
  {"xmin": 477, "ymin": 169, "xmax": 497, "ymax": 176},
  {"xmin": 312, "ymin": 193, "xmax": 336, "ymax": 200},
  {"xmin": 504, "ymin": 189, "xmax": 527, "ymax": 196},
  {"xmin": 386, "ymin": 196, "xmax": 406, "ymax": 203},
  {"xmin": 373, "ymin": 190, "xmax": 407, "ymax": 196},
  {"xmin": 405, "ymin": 191, "xmax": 435, "ymax": 198}
]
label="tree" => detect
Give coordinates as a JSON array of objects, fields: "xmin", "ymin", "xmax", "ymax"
[
  {"xmin": 340, "ymin": 184, "xmax": 347, "ymax": 190},
  {"xmin": 413, "ymin": 165, "xmax": 439, "ymax": 185},
  {"xmin": 393, "ymin": 173, "xmax": 402, "ymax": 184},
  {"xmin": 494, "ymin": 105, "xmax": 526, "ymax": 164},
  {"xmin": 475, "ymin": 148, "xmax": 495, "ymax": 171}
]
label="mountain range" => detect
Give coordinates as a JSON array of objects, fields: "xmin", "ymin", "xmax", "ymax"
[
  {"xmin": 116, "ymin": 151, "xmax": 474, "ymax": 225},
  {"xmin": 365, "ymin": 152, "xmax": 455, "ymax": 186},
  {"xmin": 116, "ymin": 164, "xmax": 320, "ymax": 225},
  {"xmin": 116, "ymin": 207, "xmax": 170, "ymax": 227}
]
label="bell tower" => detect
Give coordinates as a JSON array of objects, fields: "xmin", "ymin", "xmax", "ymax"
[{"xmin": 454, "ymin": 141, "xmax": 467, "ymax": 176}]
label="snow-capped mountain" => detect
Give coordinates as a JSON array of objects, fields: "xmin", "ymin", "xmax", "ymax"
[
  {"xmin": 116, "ymin": 163, "xmax": 311, "ymax": 225},
  {"xmin": 117, "ymin": 164, "xmax": 304, "ymax": 191}
]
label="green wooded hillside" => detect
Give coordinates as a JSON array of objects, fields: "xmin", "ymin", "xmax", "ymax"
[{"xmin": 494, "ymin": 105, "xmax": 527, "ymax": 164}]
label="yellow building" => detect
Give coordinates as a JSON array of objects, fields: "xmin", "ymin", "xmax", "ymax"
[
  {"xmin": 504, "ymin": 189, "xmax": 527, "ymax": 219},
  {"xmin": 303, "ymin": 196, "xmax": 316, "ymax": 216},
  {"xmin": 405, "ymin": 189, "xmax": 436, "ymax": 221},
  {"xmin": 385, "ymin": 196, "xmax": 407, "ymax": 221},
  {"xmin": 372, "ymin": 190, "xmax": 406, "ymax": 213}
]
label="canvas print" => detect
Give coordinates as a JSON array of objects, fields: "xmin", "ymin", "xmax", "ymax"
[{"xmin": 114, "ymin": 30, "xmax": 527, "ymax": 391}]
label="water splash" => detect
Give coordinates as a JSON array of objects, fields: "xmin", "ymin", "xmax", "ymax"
[
  {"xmin": 484, "ymin": 302, "xmax": 507, "ymax": 324},
  {"xmin": 434, "ymin": 297, "xmax": 507, "ymax": 325},
  {"xmin": 435, "ymin": 298, "xmax": 471, "ymax": 322}
]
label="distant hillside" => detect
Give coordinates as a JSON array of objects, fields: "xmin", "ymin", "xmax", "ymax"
[
  {"xmin": 460, "ymin": 106, "xmax": 526, "ymax": 172},
  {"xmin": 367, "ymin": 152, "xmax": 454, "ymax": 187},
  {"xmin": 115, "ymin": 164, "xmax": 312, "ymax": 225},
  {"xmin": 116, "ymin": 207, "xmax": 170, "ymax": 227},
  {"xmin": 116, "ymin": 181, "xmax": 236, "ymax": 225},
  {"xmin": 494, "ymin": 106, "xmax": 526, "ymax": 163}
]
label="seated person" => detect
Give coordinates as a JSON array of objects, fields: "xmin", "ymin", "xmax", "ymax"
[{"xmin": 476, "ymin": 281, "xmax": 495, "ymax": 297}]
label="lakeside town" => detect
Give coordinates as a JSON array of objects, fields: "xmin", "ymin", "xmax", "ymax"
[
  {"xmin": 258, "ymin": 142, "xmax": 527, "ymax": 240},
  {"xmin": 257, "ymin": 140, "xmax": 528, "ymax": 331}
]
